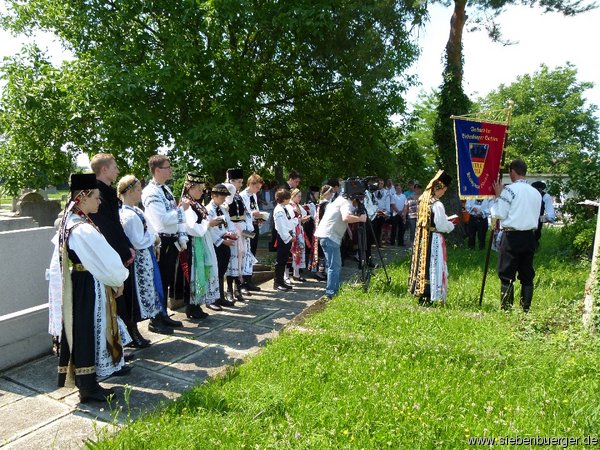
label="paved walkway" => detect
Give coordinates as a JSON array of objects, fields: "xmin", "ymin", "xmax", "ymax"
[{"xmin": 0, "ymin": 244, "xmax": 405, "ymax": 449}]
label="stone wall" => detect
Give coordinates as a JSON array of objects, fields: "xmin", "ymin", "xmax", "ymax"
[{"xmin": 0, "ymin": 227, "xmax": 55, "ymax": 371}]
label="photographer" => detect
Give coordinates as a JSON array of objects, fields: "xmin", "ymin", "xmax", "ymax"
[{"xmin": 314, "ymin": 182, "xmax": 367, "ymax": 299}]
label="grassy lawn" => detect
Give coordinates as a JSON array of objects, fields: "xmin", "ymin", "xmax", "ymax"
[{"xmin": 93, "ymin": 228, "xmax": 600, "ymax": 449}]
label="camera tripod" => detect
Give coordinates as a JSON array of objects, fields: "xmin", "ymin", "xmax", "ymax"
[{"xmin": 355, "ymin": 199, "xmax": 391, "ymax": 291}]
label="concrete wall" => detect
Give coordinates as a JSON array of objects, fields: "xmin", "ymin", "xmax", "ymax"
[{"xmin": 0, "ymin": 227, "xmax": 55, "ymax": 371}]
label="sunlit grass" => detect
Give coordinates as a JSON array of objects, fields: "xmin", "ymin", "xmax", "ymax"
[{"xmin": 92, "ymin": 228, "xmax": 599, "ymax": 449}]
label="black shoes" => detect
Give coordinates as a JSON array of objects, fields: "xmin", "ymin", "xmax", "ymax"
[
  {"xmin": 274, "ymin": 283, "xmax": 290, "ymax": 292},
  {"xmin": 126, "ymin": 322, "xmax": 151, "ymax": 348},
  {"xmin": 315, "ymin": 272, "xmax": 327, "ymax": 281},
  {"xmin": 245, "ymin": 282, "xmax": 262, "ymax": 292},
  {"xmin": 186, "ymin": 304, "xmax": 208, "ymax": 319},
  {"xmin": 292, "ymin": 276, "xmax": 307, "ymax": 282},
  {"xmin": 112, "ymin": 365, "xmax": 132, "ymax": 377},
  {"xmin": 148, "ymin": 317, "xmax": 174, "ymax": 335},
  {"xmin": 162, "ymin": 315, "xmax": 183, "ymax": 327},
  {"xmin": 79, "ymin": 384, "xmax": 114, "ymax": 403},
  {"xmin": 207, "ymin": 303, "xmax": 223, "ymax": 311},
  {"xmin": 239, "ymin": 285, "xmax": 250, "ymax": 295},
  {"xmin": 216, "ymin": 296, "xmax": 236, "ymax": 307},
  {"xmin": 234, "ymin": 289, "xmax": 246, "ymax": 302}
]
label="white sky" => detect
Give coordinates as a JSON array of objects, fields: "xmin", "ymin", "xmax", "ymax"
[
  {"xmin": 1, "ymin": 2, "xmax": 599, "ymax": 117},
  {"xmin": 408, "ymin": 3, "xmax": 600, "ymax": 113}
]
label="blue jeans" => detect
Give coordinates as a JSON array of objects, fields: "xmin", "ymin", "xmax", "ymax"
[{"xmin": 319, "ymin": 237, "xmax": 341, "ymax": 297}]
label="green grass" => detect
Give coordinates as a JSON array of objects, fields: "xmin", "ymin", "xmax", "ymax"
[{"xmin": 92, "ymin": 228, "xmax": 600, "ymax": 449}]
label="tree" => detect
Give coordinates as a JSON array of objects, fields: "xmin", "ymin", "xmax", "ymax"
[
  {"xmin": 432, "ymin": 0, "xmax": 594, "ymax": 216},
  {"xmin": 0, "ymin": 0, "xmax": 427, "ymax": 194}
]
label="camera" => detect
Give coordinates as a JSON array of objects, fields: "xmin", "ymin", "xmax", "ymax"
[{"xmin": 342, "ymin": 177, "xmax": 367, "ymax": 199}]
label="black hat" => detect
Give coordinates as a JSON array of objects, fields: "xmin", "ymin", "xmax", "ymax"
[
  {"xmin": 186, "ymin": 173, "xmax": 207, "ymax": 184},
  {"xmin": 437, "ymin": 172, "xmax": 452, "ymax": 188},
  {"xmin": 226, "ymin": 168, "xmax": 243, "ymax": 180},
  {"xmin": 531, "ymin": 181, "xmax": 546, "ymax": 191},
  {"xmin": 327, "ymin": 178, "xmax": 340, "ymax": 188},
  {"xmin": 211, "ymin": 183, "xmax": 230, "ymax": 196},
  {"xmin": 69, "ymin": 173, "xmax": 97, "ymax": 191}
]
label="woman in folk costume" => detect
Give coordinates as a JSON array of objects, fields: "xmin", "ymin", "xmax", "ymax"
[
  {"xmin": 289, "ymin": 188, "xmax": 311, "ymax": 282},
  {"xmin": 48, "ymin": 173, "xmax": 130, "ymax": 403},
  {"xmin": 178, "ymin": 173, "xmax": 221, "ymax": 319},
  {"xmin": 117, "ymin": 175, "xmax": 165, "ymax": 345},
  {"xmin": 309, "ymin": 184, "xmax": 333, "ymax": 280},
  {"xmin": 224, "ymin": 168, "xmax": 257, "ymax": 302},
  {"xmin": 408, "ymin": 170, "xmax": 458, "ymax": 305}
]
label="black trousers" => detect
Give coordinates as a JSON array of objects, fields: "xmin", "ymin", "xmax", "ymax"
[
  {"xmin": 250, "ymin": 222, "xmax": 260, "ymax": 257},
  {"xmin": 371, "ymin": 216, "xmax": 384, "ymax": 247},
  {"xmin": 214, "ymin": 243, "xmax": 231, "ymax": 301},
  {"xmin": 497, "ymin": 230, "xmax": 536, "ymax": 286},
  {"xmin": 468, "ymin": 216, "xmax": 488, "ymax": 249},
  {"xmin": 157, "ymin": 236, "xmax": 178, "ymax": 305},
  {"xmin": 275, "ymin": 232, "xmax": 292, "ymax": 267},
  {"xmin": 120, "ymin": 264, "xmax": 142, "ymax": 322},
  {"xmin": 390, "ymin": 215, "xmax": 405, "ymax": 246}
]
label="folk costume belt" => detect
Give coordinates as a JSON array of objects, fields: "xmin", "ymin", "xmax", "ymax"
[
  {"xmin": 158, "ymin": 232, "xmax": 178, "ymax": 237},
  {"xmin": 502, "ymin": 228, "xmax": 534, "ymax": 233},
  {"xmin": 230, "ymin": 216, "xmax": 245, "ymax": 222}
]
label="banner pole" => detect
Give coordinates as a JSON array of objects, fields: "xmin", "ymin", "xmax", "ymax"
[{"xmin": 478, "ymin": 100, "xmax": 514, "ymax": 306}]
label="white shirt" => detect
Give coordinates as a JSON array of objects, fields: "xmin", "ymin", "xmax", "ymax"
[
  {"xmin": 206, "ymin": 200, "xmax": 236, "ymax": 247},
  {"xmin": 541, "ymin": 193, "xmax": 556, "ymax": 223},
  {"xmin": 491, "ymin": 179, "xmax": 541, "ymax": 230},
  {"xmin": 141, "ymin": 180, "xmax": 186, "ymax": 236},
  {"xmin": 465, "ymin": 199, "xmax": 491, "ymax": 219},
  {"xmin": 431, "ymin": 200, "xmax": 455, "ymax": 233},
  {"xmin": 314, "ymin": 196, "xmax": 353, "ymax": 245},
  {"xmin": 273, "ymin": 203, "xmax": 297, "ymax": 244},
  {"xmin": 120, "ymin": 205, "xmax": 156, "ymax": 250},
  {"xmin": 390, "ymin": 192, "xmax": 407, "ymax": 216},
  {"xmin": 184, "ymin": 207, "xmax": 210, "ymax": 237}
]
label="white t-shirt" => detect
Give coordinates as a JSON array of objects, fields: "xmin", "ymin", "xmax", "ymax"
[{"xmin": 314, "ymin": 196, "xmax": 353, "ymax": 245}]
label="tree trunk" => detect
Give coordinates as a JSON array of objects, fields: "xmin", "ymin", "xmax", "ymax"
[
  {"xmin": 447, "ymin": 0, "xmax": 468, "ymax": 84},
  {"xmin": 583, "ymin": 204, "xmax": 600, "ymax": 329}
]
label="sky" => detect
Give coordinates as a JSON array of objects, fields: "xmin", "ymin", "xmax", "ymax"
[{"xmin": 1, "ymin": 2, "xmax": 599, "ymax": 119}]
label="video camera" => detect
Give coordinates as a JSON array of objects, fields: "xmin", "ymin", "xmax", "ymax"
[{"xmin": 342, "ymin": 177, "xmax": 367, "ymax": 199}]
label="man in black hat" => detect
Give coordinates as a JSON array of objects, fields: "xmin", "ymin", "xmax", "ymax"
[
  {"xmin": 491, "ymin": 159, "xmax": 542, "ymax": 312},
  {"xmin": 531, "ymin": 181, "xmax": 556, "ymax": 248}
]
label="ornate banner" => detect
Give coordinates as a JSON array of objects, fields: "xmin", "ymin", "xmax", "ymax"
[{"xmin": 453, "ymin": 118, "xmax": 508, "ymax": 199}]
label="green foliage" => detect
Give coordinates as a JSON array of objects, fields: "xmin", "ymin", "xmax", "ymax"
[
  {"xmin": 477, "ymin": 64, "xmax": 599, "ymax": 175},
  {"xmin": 93, "ymin": 229, "xmax": 598, "ymax": 448},
  {"xmin": 0, "ymin": 0, "xmax": 427, "ymax": 193}
]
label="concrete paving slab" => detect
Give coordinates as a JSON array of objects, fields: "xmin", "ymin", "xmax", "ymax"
[
  {"xmin": 0, "ymin": 378, "xmax": 36, "ymax": 408},
  {"xmin": 64, "ymin": 366, "xmax": 193, "ymax": 423},
  {"xmin": 156, "ymin": 345, "xmax": 246, "ymax": 383},
  {"xmin": 212, "ymin": 301, "xmax": 280, "ymax": 324},
  {"xmin": 3, "ymin": 411, "xmax": 113, "ymax": 450},
  {"xmin": 197, "ymin": 322, "xmax": 278, "ymax": 353},
  {"xmin": 255, "ymin": 308, "xmax": 300, "ymax": 331},
  {"xmin": 2, "ymin": 355, "xmax": 77, "ymax": 400},
  {"xmin": 0, "ymin": 394, "xmax": 72, "ymax": 444},
  {"xmin": 128, "ymin": 337, "xmax": 206, "ymax": 373}
]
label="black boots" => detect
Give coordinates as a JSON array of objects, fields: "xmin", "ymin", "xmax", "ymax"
[
  {"xmin": 501, "ymin": 282, "xmax": 533, "ymax": 312},
  {"xmin": 500, "ymin": 282, "xmax": 514, "ymax": 310},
  {"xmin": 148, "ymin": 316, "xmax": 173, "ymax": 335},
  {"xmin": 273, "ymin": 265, "xmax": 292, "ymax": 291},
  {"xmin": 79, "ymin": 384, "xmax": 114, "ymax": 403},
  {"xmin": 126, "ymin": 321, "xmax": 151, "ymax": 348},
  {"xmin": 520, "ymin": 285, "xmax": 534, "ymax": 313},
  {"xmin": 186, "ymin": 304, "xmax": 208, "ymax": 319},
  {"xmin": 243, "ymin": 275, "xmax": 262, "ymax": 292}
]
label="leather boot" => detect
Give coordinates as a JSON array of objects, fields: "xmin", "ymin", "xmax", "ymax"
[
  {"xmin": 148, "ymin": 316, "xmax": 173, "ymax": 335},
  {"xmin": 126, "ymin": 321, "xmax": 151, "ymax": 348},
  {"xmin": 500, "ymin": 282, "xmax": 514, "ymax": 310},
  {"xmin": 186, "ymin": 304, "xmax": 208, "ymax": 319},
  {"xmin": 273, "ymin": 266, "xmax": 290, "ymax": 292},
  {"xmin": 162, "ymin": 314, "xmax": 183, "ymax": 328},
  {"xmin": 244, "ymin": 275, "xmax": 262, "ymax": 291},
  {"xmin": 520, "ymin": 285, "xmax": 534, "ymax": 313},
  {"xmin": 79, "ymin": 383, "xmax": 114, "ymax": 403},
  {"xmin": 235, "ymin": 281, "xmax": 246, "ymax": 302}
]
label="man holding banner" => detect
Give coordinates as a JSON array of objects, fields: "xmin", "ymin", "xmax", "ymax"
[{"xmin": 491, "ymin": 159, "xmax": 541, "ymax": 312}]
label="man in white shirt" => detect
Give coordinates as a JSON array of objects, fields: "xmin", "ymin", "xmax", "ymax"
[
  {"xmin": 390, "ymin": 183, "xmax": 407, "ymax": 246},
  {"xmin": 491, "ymin": 159, "xmax": 542, "ymax": 312},
  {"xmin": 141, "ymin": 155, "xmax": 189, "ymax": 329},
  {"xmin": 465, "ymin": 198, "xmax": 491, "ymax": 250},
  {"xmin": 531, "ymin": 181, "xmax": 556, "ymax": 249},
  {"xmin": 314, "ymin": 192, "xmax": 367, "ymax": 299}
]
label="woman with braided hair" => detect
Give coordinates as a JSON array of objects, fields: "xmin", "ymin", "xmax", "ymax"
[
  {"xmin": 408, "ymin": 170, "xmax": 458, "ymax": 305},
  {"xmin": 48, "ymin": 173, "xmax": 130, "ymax": 403}
]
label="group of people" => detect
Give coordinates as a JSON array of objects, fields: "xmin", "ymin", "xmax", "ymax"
[
  {"xmin": 48, "ymin": 154, "xmax": 279, "ymax": 403},
  {"xmin": 408, "ymin": 159, "xmax": 545, "ymax": 315},
  {"xmin": 48, "ymin": 154, "xmax": 547, "ymax": 403}
]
